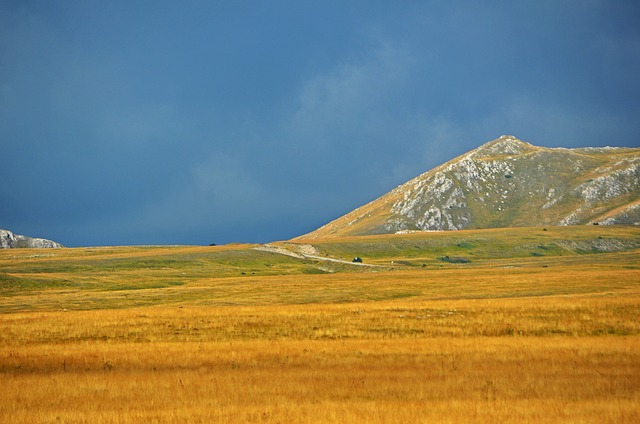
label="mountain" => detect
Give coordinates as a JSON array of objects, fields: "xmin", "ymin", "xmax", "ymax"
[
  {"xmin": 0, "ymin": 229, "xmax": 63, "ymax": 248},
  {"xmin": 298, "ymin": 135, "xmax": 640, "ymax": 239}
]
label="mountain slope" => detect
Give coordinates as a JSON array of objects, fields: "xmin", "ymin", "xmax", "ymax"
[{"xmin": 298, "ymin": 135, "xmax": 640, "ymax": 239}]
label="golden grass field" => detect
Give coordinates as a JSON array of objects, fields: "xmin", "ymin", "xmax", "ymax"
[{"xmin": 1, "ymin": 226, "xmax": 639, "ymax": 423}]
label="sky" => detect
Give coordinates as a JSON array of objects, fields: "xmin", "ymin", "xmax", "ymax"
[{"xmin": 1, "ymin": 1, "xmax": 639, "ymax": 247}]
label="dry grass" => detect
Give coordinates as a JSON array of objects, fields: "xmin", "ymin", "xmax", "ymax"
[
  {"xmin": 1, "ymin": 227, "xmax": 639, "ymax": 422},
  {"xmin": 2, "ymin": 292, "xmax": 639, "ymax": 423},
  {"xmin": 1, "ymin": 337, "xmax": 638, "ymax": 423}
]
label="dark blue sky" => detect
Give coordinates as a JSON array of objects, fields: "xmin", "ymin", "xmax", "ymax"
[{"xmin": 2, "ymin": 1, "xmax": 639, "ymax": 246}]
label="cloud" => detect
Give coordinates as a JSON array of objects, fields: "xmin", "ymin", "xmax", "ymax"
[
  {"xmin": 104, "ymin": 150, "xmax": 295, "ymax": 245},
  {"xmin": 289, "ymin": 38, "xmax": 414, "ymax": 141},
  {"xmin": 276, "ymin": 34, "xmax": 438, "ymax": 197},
  {"xmin": 2, "ymin": 1, "xmax": 640, "ymax": 246},
  {"xmin": 191, "ymin": 154, "xmax": 267, "ymax": 208}
]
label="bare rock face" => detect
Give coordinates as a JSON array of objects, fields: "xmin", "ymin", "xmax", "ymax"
[
  {"xmin": 388, "ymin": 136, "xmax": 640, "ymax": 232},
  {"xmin": 0, "ymin": 229, "xmax": 63, "ymax": 248}
]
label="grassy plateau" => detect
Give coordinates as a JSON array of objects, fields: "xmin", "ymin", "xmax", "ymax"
[{"xmin": 1, "ymin": 225, "xmax": 639, "ymax": 423}]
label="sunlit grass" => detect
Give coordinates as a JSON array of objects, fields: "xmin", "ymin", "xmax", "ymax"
[
  {"xmin": 0, "ymin": 252, "xmax": 637, "ymax": 312},
  {"xmin": 2, "ymin": 330, "xmax": 639, "ymax": 423},
  {"xmin": 1, "ymin": 226, "xmax": 639, "ymax": 422},
  {"xmin": 2, "ymin": 296, "xmax": 639, "ymax": 422}
]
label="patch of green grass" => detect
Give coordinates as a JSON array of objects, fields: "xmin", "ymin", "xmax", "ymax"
[
  {"xmin": 438, "ymin": 256, "xmax": 471, "ymax": 264},
  {"xmin": 301, "ymin": 226, "xmax": 639, "ymax": 264},
  {"xmin": 0, "ymin": 273, "xmax": 80, "ymax": 295}
]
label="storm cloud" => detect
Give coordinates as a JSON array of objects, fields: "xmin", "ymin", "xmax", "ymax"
[{"xmin": 1, "ymin": 1, "xmax": 639, "ymax": 246}]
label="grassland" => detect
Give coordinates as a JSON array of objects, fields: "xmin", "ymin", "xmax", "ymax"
[{"xmin": 1, "ymin": 226, "xmax": 639, "ymax": 422}]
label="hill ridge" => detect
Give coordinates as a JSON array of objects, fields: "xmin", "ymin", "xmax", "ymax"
[{"xmin": 297, "ymin": 135, "xmax": 640, "ymax": 240}]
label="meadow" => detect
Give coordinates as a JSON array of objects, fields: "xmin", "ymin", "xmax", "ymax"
[{"xmin": 1, "ymin": 225, "xmax": 639, "ymax": 423}]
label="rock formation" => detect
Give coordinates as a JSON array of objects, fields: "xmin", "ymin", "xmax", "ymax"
[{"xmin": 0, "ymin": 229, "xmax": 63, "ymax": 248}]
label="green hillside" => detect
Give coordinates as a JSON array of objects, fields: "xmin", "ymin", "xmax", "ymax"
[{"xmin": 1, "ymin": 225, "xmax": 638, "ymax": 312}]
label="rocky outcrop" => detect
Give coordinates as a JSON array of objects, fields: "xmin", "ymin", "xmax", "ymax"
[
  {"xmin": 387, "ymin": 136, "xmax": 640, "ymax": 232},
  {"xmin": 0, "ymin": 229, "xmax": 63, "ymax": 248}
]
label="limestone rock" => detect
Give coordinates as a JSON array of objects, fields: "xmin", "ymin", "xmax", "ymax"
[{"xmin": 0, "ymin": 229, "xmax": 63, "ymax": 248}]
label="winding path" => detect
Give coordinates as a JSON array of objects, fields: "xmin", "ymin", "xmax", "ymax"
[{"xmin": 252, "ymin": 244, "xmax": 386, "ymax": 268}]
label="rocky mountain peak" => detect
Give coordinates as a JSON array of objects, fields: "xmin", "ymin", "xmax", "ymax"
[{"xmin": 465, "ymin": 135, "xmax": 537, "ymax": 159}]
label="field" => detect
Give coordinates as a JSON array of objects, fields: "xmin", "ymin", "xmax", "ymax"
[{"xmin": 1, "ymin": 225, "xmax": 639, "ymax": 423}]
